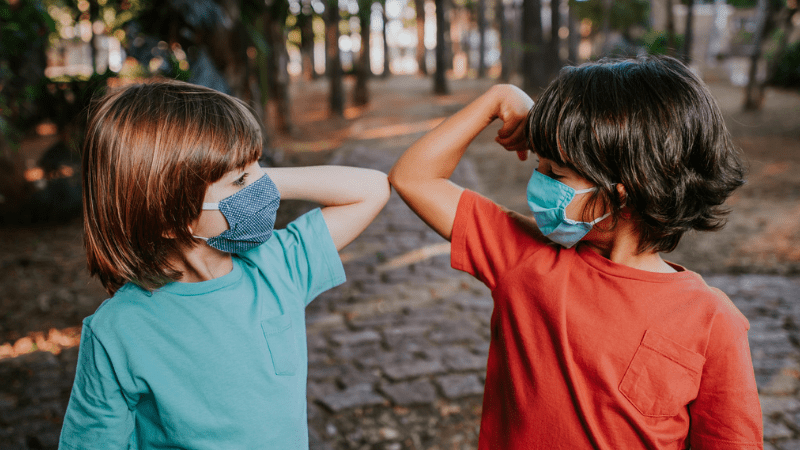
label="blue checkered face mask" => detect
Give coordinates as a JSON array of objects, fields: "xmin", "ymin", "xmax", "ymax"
[
  {"xmin": 194, "ymin": 173, "xmax": 281, "ymax": 253},
  {"xmin": 526, "ymin": 169, "xmax": 610, "ymax": 248}
]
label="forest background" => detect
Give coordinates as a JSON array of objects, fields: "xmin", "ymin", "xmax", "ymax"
[
  {"xmin": 2, "ymin": 0, "xmax": 799, "ymax": 222},
  {"xmin": 2, "ymin": 1, "xmax": 800, "ymax": 448}
]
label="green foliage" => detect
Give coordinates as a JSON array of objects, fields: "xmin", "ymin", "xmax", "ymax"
[
  {"xmin": 770, "ymin": 41, "xmax": 800, "ymax": 89},
  {"xmin": 727, "ymin": 0, "xmax": 758, "ymax": 8},
  {"xmin": 639, "ymin": 29, "xmax": 685, "ymax": 56},
  {"xmin": 569, "ymin": 0, "xmax": 650, "ymax": 36},
  {"xmin": 0, "ymin": 2, "xmax": 55, "ymax": 56},
  {"xmin": 0, "ymin": 0, "xmax": 56, "ymax": 149}
]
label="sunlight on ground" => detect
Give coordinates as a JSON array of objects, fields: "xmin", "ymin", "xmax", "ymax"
[
  {"xmin": 375, "ymin": 243, "xmax": 451, "ymax": 272},
  {"xmin": 0, "ymin": 326, "xmax": 81, "ymax": 360},
  {"xmin": 353, "ymin": 117, "xmax": 445, "ymax": 141}
]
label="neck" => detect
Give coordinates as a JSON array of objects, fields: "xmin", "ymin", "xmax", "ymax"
[
  {"xmin": 583, "ymin": 219, "xmax": 677, "ymax": 274},
  {"xmin": 169, "ymin": 244, "xmax": 234, "ymax": 282}
]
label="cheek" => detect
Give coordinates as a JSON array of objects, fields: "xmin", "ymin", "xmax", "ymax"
[
  {"xmin": 565, "ymin": 194, "xmax": 606, "ymax": 222},
  {"xmin": 564, "ymin": 196, "xmax": 589, "ymax": 222},
  {"xmin": 193, "ymin": 211, "xmax": 230, "ymax": 237}
]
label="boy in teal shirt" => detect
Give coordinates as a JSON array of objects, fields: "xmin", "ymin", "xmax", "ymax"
[{"xmin": 59, "ymin": 80, "xmax": 390, "ymax": 449}]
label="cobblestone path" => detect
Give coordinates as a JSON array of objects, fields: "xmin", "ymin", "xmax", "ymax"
[{"xmin": 0, "ymin": 77, "xmax": 799, "ymax": 450}]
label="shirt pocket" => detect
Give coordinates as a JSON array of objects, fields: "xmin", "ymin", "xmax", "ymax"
[
  {"xmin": 261, "ymin": 314, "xmax": 297, "ymax": 376},
  {"xmin": 619, "ymin": 330, "xmax": 705, "ymax": 417}
]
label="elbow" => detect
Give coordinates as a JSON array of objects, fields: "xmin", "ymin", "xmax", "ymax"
[
  {"xmin": 387, "ymin": 165, "xmax": 410, "ymax": 199},
  {"xmin": 367, "ymin": 169, "xmax": 391, "ymax": 209}
]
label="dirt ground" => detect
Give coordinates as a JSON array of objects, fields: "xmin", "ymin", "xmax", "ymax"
[{"xmin": 1, "ymin": 70, "xmax": 799, "ymax": 364}]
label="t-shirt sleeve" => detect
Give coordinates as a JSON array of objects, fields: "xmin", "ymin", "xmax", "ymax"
[
  {"xmin": 59, "ymin": 322, "xmax": 134, "ymax": 449},
  {"xmin": 242, "ymin": 207, "xmax": 346, "ymax": 306},
  {"xmin": 688, "ymin": 310, "xmax": 763, "ymax": 449},
  {"xmin": 450, "ymin": 190, "xmax": 549, "ymax": 290}
]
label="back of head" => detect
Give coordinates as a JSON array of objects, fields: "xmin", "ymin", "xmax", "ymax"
[
  {"xmin": 82, "ymin": 79, "xmax": 263, "ymax": 294},
  {"xmin": 527, "ymin": 55, "xmax": 745, "ymax": 253}
]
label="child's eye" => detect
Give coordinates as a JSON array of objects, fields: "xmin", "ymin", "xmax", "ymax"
[
  {"xmin": 546, "ymin": 171, "xmax": 563, "ymax": 180},
  {"xmin": 233, "ymin": 173, "xmax": 248, "ymax": 186}
]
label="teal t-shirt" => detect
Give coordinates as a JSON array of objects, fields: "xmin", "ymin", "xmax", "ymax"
[{"xmin": 59, "ymin": 209, "xmax": 346, "ymax": 450}]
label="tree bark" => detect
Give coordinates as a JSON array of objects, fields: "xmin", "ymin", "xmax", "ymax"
[
  {"xmin": 415, "ymin": 0, "xmax": 428, "ymax": 75},
  {"xmin": 434, "ymin": 0, "xmax": 449, "ymax": 94},
  {"xmin": 600, "ymin": 0, "xmax": 612, "ymax": 55},
  {"xmin": 477, "ymin": 0, "xmax": 487, "ymax": 78},
  {"xmin": 353, "ymin": 0, "xmax": 372, "ymax": 106},
  {"xmin": 666, "ymin": 0, "xmax": 676, "ymax": 57},
  {"xmin": 522, "ymin": 0, "xmax": 545, "ymax": 92},
  {"xmin": 548, "ymin": 0, "xmax": 561, "ymax": 77},
  {"xmin": 326, "ymin": 0, "xmax": 344, "ymax": 116},
  {"xmin": 681, "ymin": 0, "xmax": 694, "ymax": 64},
  {"xmin": 499, "ymin": 0, "xmax": 510, "ymax": 82},
  {"xmin": 299, "ymin": 4, "xmax": 316, "ymax": 80},
  {"xmin": 744, "ymin": 0, "xmax": 771, "ymax": 111},
  {"xmin": 567, "ymin": 0, "xmax": 579, "ymax": 64},
  {"xmin": 382, "ymin": 2, "xmax": 391, "ymax": 77},
  {"xmin": 264, "ymin": 5, "xmax": 292, "ymax": 134}
]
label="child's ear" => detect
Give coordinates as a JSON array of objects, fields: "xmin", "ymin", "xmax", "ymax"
[
  {"xmin": 162, "ymin": 226, "xmax": 186, "ymax": 239},
  {"xmin": 615, "ymin": 184, "xmax": 627, "ymax": 204},
  {"xmin": 616, "ymin": 184, "xmax": 632, "ymax": 219}
]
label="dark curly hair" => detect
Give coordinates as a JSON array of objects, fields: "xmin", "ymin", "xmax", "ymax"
[{"xmin": 525, "ymin": 55, "xmax": 746, "ymax": 253}]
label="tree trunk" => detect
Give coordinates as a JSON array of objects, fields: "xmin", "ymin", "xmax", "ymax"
[
  {"xmin": 415, "ymin": 0, "xmax": 428, "ymax": 75},
  {"xmin": 326, "ymin": 0, "xmax": 344, "ymax": 116},
  {"xmin": 382, "ymin": 2, "xmax": 391, "ymax": 77},
  {"xmin": 434, "ymin": 0, "xmax": 449, "ymax": 94},
  {"xmin": 666, "ymin": 0, "xmax": 676, "ymax": 57},
  {"xmin": 567, "ymin": 0, "xmax": 579, "ymax": 64},
  {"xmin": 477, "ymin": 0, "xmax": 487, "ymax": 78},
  {"xmin": 522, "ymin": 0, "xmax": 545, "ymax": 92},
  {"xmin": 744, "ymin": 0, "xmax": 771, "ymax": 111},
  {"xmin": 264, "ymin": 6, "xmax": 292, "ymax": 134},
  {"xmin": 206, "ymin": 0, "xmax": 251, "ymax": 100},
  {"xmin": 600, "ymin": 0, "xmax": 612, "ymax": 55},
  {"xmin": 353, "ymin": 0, "xmax": 372, "ymax": 106},
  {"xmin": 499, "ymin": 0, "xmax": 510, "ymax": 82},
  {"xmin": 548, "ymin": 0, "xmax": 561, "ymax": 77},
  {"xmin": 681, "ymin": 0, "xmax": 694, "ymax": 64},
  {"xmin": 299, "ymin": 7, "xmax": 316, "ymax": 80}
]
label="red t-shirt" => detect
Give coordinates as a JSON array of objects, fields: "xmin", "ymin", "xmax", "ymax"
[{"xmin": 450, "ymin": 190, "xmax": 763, "ymax": 450}]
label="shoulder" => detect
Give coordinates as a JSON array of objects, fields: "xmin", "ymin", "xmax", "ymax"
[
  {"xmin": 679, "ymin": 276, "xmax": 750, "ymax": 353},
  {"xmin": 457, "ymin": 190, "xmax": 546, "ymax": 242},
  {"xmin": 707, "ymin": 286, "xmax": 749, "ymax": 332},
  {"xmin": 84, "ymin": 284, "xmax": 160, "ymax": 339},
  {"xmin": 242, "ymin": 208, "xmax": 330, "ymax": 260}
]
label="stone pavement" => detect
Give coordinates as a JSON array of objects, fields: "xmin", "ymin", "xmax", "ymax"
[{"xmin": 0, "ymin": 76, "xmax": 799, "ymax": 449}]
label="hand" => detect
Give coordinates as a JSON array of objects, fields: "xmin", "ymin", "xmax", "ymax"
[{"xmin": 491, "ymin": 85, "xmax": 535, "ymax": 161}]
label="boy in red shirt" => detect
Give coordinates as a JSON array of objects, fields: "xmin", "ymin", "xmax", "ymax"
[{"xmin": 389, "ymin": 56, "xmax": 763, "ymax": 449}]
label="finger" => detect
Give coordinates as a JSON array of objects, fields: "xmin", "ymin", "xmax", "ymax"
[{"xmin": 506, "ymin": 122, "xmax": 527, "ymax": 146}]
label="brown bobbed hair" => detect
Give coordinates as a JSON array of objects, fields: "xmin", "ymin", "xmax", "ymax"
[
  {"xmin": 82, "ymin": 79, "xmax": 263, "ymax": 294},
  {"xmin": 525, "ymin": 55, "xmax": 746, "ymax": 254}
]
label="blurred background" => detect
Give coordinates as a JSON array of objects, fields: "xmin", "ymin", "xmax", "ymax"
[{"xmin": 1, "ymin": 0, "xmax": 800, "ymax": 449}]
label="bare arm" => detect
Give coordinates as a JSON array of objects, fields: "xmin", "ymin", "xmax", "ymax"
[
  {"xmin": 388, "ymin": 84, "xmax": 533, "ymax": 240},
  {"xmin": 264, "ymin": 166, "xmax": 390, "ymax": 251}
]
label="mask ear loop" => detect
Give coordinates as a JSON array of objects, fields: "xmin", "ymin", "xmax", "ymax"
[
  {"xmin": 572, "ymin": 186, "xmax": 611, "ymax": 225},
  {"xmin": 193, "ymin": 203, "xmax": 221, "ymax": 240}
]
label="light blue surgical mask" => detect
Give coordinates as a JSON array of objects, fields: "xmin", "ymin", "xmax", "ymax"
[
  {"xmin": 194, "ymin": 173, "xmax": 280, "ymax": 253},
  {"xmin": 526, "ymin": 169, "xmax": 610, "ymax": 248}
]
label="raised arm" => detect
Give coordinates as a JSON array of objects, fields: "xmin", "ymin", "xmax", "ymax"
[
  {"xmin": 388, "ymin": 84, "xmax": 533, "ymax": 240},
  {"xmin": 264, "ymin": 166, "xmax": 390, "ymax": 251}
]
